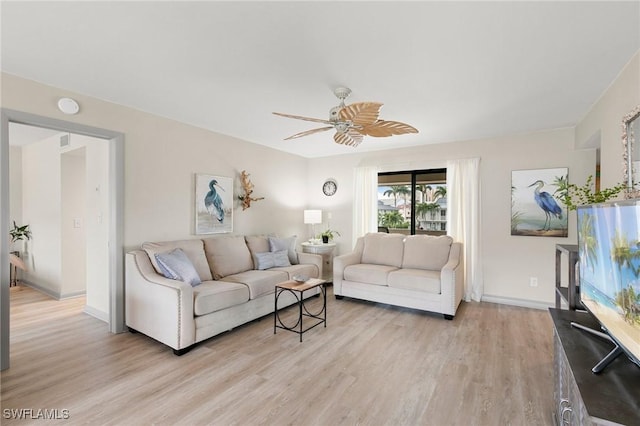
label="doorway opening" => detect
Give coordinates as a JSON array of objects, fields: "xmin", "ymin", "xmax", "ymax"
[{"xmin": 1, "ymin": 109, "xmax": 124, "ymax": 371}]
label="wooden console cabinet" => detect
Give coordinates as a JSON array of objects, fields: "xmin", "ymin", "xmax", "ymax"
[{"xmin": 550, "ymin": 309, "xmax": 640, "ymax": 425}]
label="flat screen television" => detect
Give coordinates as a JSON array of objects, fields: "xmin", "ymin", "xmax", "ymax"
[{"xmin": 576, "ymin": 200, "xmax": 640, "ymax": 373}]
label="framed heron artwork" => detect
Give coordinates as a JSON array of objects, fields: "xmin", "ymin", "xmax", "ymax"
[
  {"xmin": 195, "ymin": 173, "xmax": 233, "ymax": 234},
  {"xmin": 511, "ymin": 167, "xmax": 568, "ymax": 237}
]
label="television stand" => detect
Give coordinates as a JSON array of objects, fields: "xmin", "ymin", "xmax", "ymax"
[
  {"xmin": 550, "ymin": 309, "xmax": 640, "ymax": 425},
  {"xmin": 570, "ymin": 321, "xmax": 625, "ymax": 374}
]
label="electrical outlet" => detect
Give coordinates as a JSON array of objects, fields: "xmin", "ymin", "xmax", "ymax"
[{"xmin": 530, "ymin": 277, "xmax": 538, "ymax": 287}]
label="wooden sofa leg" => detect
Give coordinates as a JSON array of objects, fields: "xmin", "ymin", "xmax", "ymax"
[
  {"xmin": 443, "ymin": 314, "xmax": 454, "ymax": 320},
  {"xmin": 335, "ymin": 295, "xmax": 344, "ymax": 300},
  {"xmin": 173, "ymin": 346, "xmax": 193, "ymax": 356}
]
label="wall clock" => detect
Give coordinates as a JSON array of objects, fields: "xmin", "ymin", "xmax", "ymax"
[{"xmin": 323, "ymin": 179, "xmax": 337, "ymax": 196}]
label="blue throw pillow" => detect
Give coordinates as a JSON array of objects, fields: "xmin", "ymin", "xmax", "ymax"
[
  {"xmin": 154, "ymin": 248, "xmax": 202, "ymax": 286},
  {"xmin": 254, "ymin": 250, "xmax": 291, "ymax": 270},
  {"xmin": 268, "ymin": 235, "xmax": 298, "ymax": 265}
]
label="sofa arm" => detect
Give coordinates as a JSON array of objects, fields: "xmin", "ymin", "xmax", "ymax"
[
  {"xmin": 125, "ymin": 250, "xmax": 195, "ymax": 351},
  {"xmin": 439, "ymin": 242, "xmax": 464, "ymax": 317},
  {"xmin": 297, "ymin": 252, "xmax": 323, "ymax": 279},
  {"xmin": 333, "ymin": 251, "xmax": 362, "ymax": 295}
]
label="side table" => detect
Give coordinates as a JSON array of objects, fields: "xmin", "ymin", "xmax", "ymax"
[
  {"xmin": 274, "ymin": 278, "xmax": 326, "ymax": 342},
  {"xmin": 301, "ymin": 242, "xmax": 336, "ymax": 282}
]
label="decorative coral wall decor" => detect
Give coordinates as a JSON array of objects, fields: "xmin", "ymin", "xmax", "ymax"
[{"xmin": 238, "ymin": 170, "xmax": 264, "ymax": 210}]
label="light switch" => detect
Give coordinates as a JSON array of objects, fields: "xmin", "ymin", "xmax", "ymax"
[{"xmin": 73, "ymin": 218, "xmax": 82, "ymax": 228}]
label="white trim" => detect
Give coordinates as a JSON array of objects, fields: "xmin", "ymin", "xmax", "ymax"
[
  {"xmin": 481, "ymin": 294, "xmax": 552, "ymax": 311},
  {"xmin": 83, "ymin": 305, "xmax": 109, "ymax": 323}
]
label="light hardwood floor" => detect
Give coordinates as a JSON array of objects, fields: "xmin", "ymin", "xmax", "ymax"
[{"xmin": 2, "ymin": 285, "xmax": 554, "ymax": 425}]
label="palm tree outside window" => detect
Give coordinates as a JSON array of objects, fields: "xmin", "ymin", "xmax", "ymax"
[{"xmin": 378, "ymin": 169, "xmax": 447, "ymax": 235}]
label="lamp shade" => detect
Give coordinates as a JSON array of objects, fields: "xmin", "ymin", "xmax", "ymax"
[{"xmin": 303, "ymin": 209, "xmax": 322, "ymax": 224}]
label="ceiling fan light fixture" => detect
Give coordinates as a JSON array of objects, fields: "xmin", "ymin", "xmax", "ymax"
[{"xmin": 273, "ymin": 86, "xmax": 417, "ymax": 147}]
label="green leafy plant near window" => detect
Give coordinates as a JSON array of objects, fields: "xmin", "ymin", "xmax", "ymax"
[
  {"xmin": 9, "ymin": 221, "xmax": 32, "ymax": 242},
  {"xmin": 555, "ymin": 175, "xmax": 627, "ymax": 211},
  {"xmin": 318, "ymin": 229, "xmax": 340, "ymax": 241}
]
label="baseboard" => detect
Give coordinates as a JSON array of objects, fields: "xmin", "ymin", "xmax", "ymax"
[
  {"xmin": 19, "ymin": 280, "xmax": 60, "ymax": 300},
  {"xmin": 18, "ymin": 281, "xmax": 85, "ymax": 300},
  {"xmin": 83, "ymin": 305, "xmax": 108, "ymax": 323},
  {"xmin": 481, "ymin": 294, "xmax": 553, "ymax": 311}
]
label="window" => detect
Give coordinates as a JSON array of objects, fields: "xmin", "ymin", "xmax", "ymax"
[{"xmin": 377, "ymin": 169, "xmax": 447, "ymax": 235}]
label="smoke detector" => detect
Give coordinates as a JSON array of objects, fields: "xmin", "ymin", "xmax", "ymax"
[{"xmin": 57, "ymin": 97, "xmax": 80, "ymax": 115}]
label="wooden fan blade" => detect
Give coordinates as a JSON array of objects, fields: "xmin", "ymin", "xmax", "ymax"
[
  {"xmin": 334, "ymin": 129, "xmax": 364, "ymax": 147},
  {"xmin": 339, "ymin": 102, "xmax": 383, "ymax": 127},
  {"xmin": 284, "ymin": 126, "xmax": 333, "ymax": 140},
  {"xmin": 360, "ymin": 120, "xmax": 419, "ymax": 137},
  {"xmin": 273, "ymin": 112, "xmax": 333, "ymax": 125}
]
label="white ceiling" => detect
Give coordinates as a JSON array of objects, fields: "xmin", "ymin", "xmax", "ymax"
[{"xmin": 2, "ymin": 1, "xmax": 639, "ymax": 158}]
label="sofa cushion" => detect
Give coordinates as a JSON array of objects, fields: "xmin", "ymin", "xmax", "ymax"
[
  {"xmin": 344, "ymin": 264, "xmax": 398, "ymax": 286},
  {"xmin": 143, "ymin": 239, "xmax": 213, "ymax": 281},
  {"xmin": 154, "ymin": 248, "xmax": 202, "ymax": 286},
  {"xmin": 254, "ymin": 250, "xmax": 291, "ymax": 270},
  {"xmin": 203, "ymin": 236, "xmax": 254, "ymax": 279},
  {"xmin": 221, "ymin": 270, "xmax": 288, "ymax": 299},
  {"xmin": 269, "ymin": 235, "xmax": 299, "ymax": 265},
  {"xmin": 361, "ymin": 233, "xmax": 405, "ymax": 267},
  {"xmin": 193, "ymin": 281, "xmax": 250, "ymax": 316},
  {"xmin": 402, "ymin": 235, "xmax": 453, "ymax": 271},
  {"xmin": 272, "ymin": 263, "xmax": 319, "ymax": 280},
  {"xmin": 245, "ymin": 235, "xmax": 271, "ymax": 269},
  {"xmin": 388, "ymin": 268, "xmax": 441, "ymax": 293}
]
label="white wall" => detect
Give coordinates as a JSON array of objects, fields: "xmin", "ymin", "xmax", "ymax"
[
  {"xmin": 307, "ymin": 128, "xmax": 595, "ymax": 307},
  {"xmin": 21, "ymin": 134, "xmax": 63, "ymax": 295},
  {"xmin": 20, "ymin": 132, "xmax": 111, "ymax": 311},
  {"xmin": 8, "ymin": 146, "xmax": 22, "ymax": 245},
  {"xmin": 61, "ymin": 148, "xmax": 87, "ymax": 297},
  {"xmin": 81, "ymin": 135, "xmax": 110, "ymax": 319}
]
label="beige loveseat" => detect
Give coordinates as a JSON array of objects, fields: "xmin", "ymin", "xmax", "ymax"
[
  {"xmin": 333, "ymin": 233, "xmax": 463, "ymax": 319},
  {"xmin": 125, "ymin": 235, "xmax": 322, "ymax": 355}
]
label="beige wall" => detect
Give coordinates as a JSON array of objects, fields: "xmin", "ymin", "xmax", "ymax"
[
  {"xmin": 3, "ymin": 48, "xmax": 639, "ymax": 309},
  {"xmin": 307, "ymin": 128, "xmax": 595, "ymax": 306},
  {"xmin": 576, "ymin": 52, "xmax": 640, "ymax": 189},
  {"xmin": 1, "ymin": 73, "xmax": 311, "ymax": 252}
]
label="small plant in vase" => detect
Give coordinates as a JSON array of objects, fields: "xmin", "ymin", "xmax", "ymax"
[
  {"xmin": 318, "ymin": 229, "xmax": 340, "ymax": 244},
  {"xmin": 10, "ymin": 221, "xmax": 32, "ymax": 244}
]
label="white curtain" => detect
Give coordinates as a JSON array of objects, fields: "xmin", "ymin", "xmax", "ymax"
[
  {"xmin": 353, "ymin": 165, "xmax": 379, "ymax": 247},
  {"xmin": 447, "ymin": 158, "xmax": 483, "ymax": 302}
]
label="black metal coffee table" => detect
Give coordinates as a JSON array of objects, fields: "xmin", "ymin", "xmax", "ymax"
[{"xmin": 274, "ymin": 278, "xmax": 326, "ymax": 342}]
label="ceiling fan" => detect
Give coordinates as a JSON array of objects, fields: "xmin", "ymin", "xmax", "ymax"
[{"xmin": 273, "ymin": 87, "xmax": 418, "ymax": 147}]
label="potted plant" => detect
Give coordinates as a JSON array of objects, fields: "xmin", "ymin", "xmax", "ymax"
[
  {"xmin": 10, "ymin": 221, "xmax": 32, "ymax": 244},
  {"xmin": 555, "ymin": 175, "xmax": 627, "ymax": 211},
  {"xmin": 319, "ymin": 229, "xmax": 340, "ymax": 244}
]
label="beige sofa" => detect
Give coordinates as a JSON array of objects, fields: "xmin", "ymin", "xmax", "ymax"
[
  {"xmin": 125, "ymin": 235, "xmax": 322, "ymax": 355},
  {"xmin": 333, "ymin": 233, "xmax": 463, "ymax": 319}
]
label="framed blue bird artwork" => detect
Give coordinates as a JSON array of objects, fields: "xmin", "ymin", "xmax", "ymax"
[
  {"xmin": 511, "ymin": 167, "xmax": 568, "ymax": 237},
  {"xmin": 195, "ymin": 173, "xmax": 233, "ymax": 234}
]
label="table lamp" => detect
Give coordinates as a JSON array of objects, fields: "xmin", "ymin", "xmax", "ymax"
[{"xmin": 303, "ymin": 209, "xmax": 322, "ymax": 243}]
